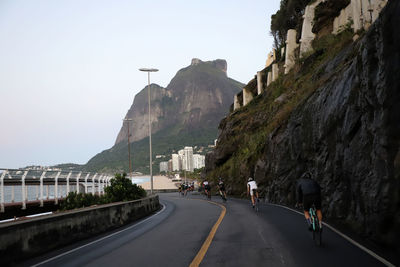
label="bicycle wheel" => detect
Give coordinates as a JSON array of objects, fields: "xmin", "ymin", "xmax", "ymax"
[
  {"xmin": 220, "ymin": 193, "xmax": 226, "ymax": 202},
  {"xmin": 255, "ymin": 198, "xmax": 259, "ymax": 212},
  {"xmin": 314, "ymin": 225, "xmax": 322, "ymax": 246}
]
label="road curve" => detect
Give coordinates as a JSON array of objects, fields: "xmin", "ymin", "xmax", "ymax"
[{"xmin": 22, "ymin": 192, "xmax": 389, "ymax": 267}]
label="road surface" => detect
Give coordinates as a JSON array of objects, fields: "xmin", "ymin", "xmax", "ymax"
[{"xmin": 22, "ymin": 192, "xmax": 388, "ymax": 267}]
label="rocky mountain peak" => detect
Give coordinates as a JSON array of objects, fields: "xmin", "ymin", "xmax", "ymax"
[
  {"xmin": 190, "ymin": 58, "xmax": 227, "ymax": 75},
  {"xmin": 113, "ymin": 58, "xmax": 243, "ymax": 146},
  {"xmin": 191, "ymin": 58, "xmax": 202, "ymax": 65}
]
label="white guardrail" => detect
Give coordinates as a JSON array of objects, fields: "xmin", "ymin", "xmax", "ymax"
[{"xmin": 0, "ymin": 168, "xmax": 113, "ymax": 212}]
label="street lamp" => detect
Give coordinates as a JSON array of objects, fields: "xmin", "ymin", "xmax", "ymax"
[
  {"xmin": 139, "ymin": 68, "xmax": 158, "ymax": 195},
  {"xmin": 123, "ymin": 118, "xmax": 133, "ymax": 179}
]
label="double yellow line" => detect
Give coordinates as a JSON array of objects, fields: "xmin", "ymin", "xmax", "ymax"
[{"xmin": 189, "ymin": 200, "xmax": 226, "ymax": 267}]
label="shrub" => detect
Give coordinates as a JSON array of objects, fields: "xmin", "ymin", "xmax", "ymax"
[
  {"xmin": 60, "ymin": 192, "xmax": 108, "ymax": 210},
  {"xmin": 104, "ymin": 173, "xmax": 146, "ymax": 202},
  {"xmin": 60, "ymin": 173, "xmax": 146, "ymax": 210}
]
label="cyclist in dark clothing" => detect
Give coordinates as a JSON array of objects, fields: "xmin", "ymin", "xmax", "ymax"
[
  {"xmin": 218, "ymin": 178, "xmax": 227, "ymax": 200},
  {"xmin": 297, "ymin": 172, "xmax": 322, "ymax": 230}
]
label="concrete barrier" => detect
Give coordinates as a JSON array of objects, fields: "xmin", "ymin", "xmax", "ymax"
[
  {"xmin": 147, "ymin": 189, "xmax": 179, "ymax": 194},
  {"xmin": 0, "ymin": 195, "xmax": 160, "ymax": 265}
]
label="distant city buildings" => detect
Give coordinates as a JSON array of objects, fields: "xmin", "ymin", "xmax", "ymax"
[
  {"xmin": 193, "ymin": 154, "xmax": 205, "ymax": 169},
  {"xmin": 182, "ymin": 146, "xmax": 194, "ymax": 172},
  {"xmin": 159, "ymin": 146, "xmax": 206, "ymax": 173},
  {"xmin": 159, "ymin": 161, "xmax": 168, "ymax": 172},
  {"xmin": 172, "ymin": 154, "xmax": 180, "ymax": 171}
]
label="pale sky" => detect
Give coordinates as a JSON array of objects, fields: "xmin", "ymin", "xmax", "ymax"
[{"xmin": 0, "ymin": 0, "xmax": 280, "ymax": 169}]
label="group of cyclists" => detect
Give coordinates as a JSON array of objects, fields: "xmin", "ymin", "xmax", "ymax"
[
  {"xmin": 202, "ymin": 178, "xmax": 226, "ymax": 201},
  {"xmin": 200, "ymin": 171, "xmax": 322, "ymax": 232},
  {"xmin": 178, "ymin": 182, "xmax": 195, "ymax": 196}
]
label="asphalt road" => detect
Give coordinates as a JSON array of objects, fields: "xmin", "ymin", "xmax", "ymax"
[{"xmin": 22, "ymin": 192, "xmax": 388, "ymax": 267}]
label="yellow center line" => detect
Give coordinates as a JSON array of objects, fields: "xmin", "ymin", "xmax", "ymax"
[{"xmin": 189, "ymin": 200, "xmax": 226, "ymax": 267}]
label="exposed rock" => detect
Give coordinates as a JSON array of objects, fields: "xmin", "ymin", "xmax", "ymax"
[
  {"xmin": 191, "ymin": 58, "xmax": 202, "ymax": 65},
  {"xmin": 86, "ymin": 59, "xmax": 243, "ymax": 173},
  {"xmin": 313, "ymin": 0, "xmax": 350, "ymax": 34},
  {"xmin": 207, "ymin": 1, "xmax": 400, "ymax": 257},
  {"xmin": 115, "ymin": 59, "xmax": 241, "ymax": 145},
  {"xmin": 274, "ymin": 93, "xmax": 288, "ymax": 104},
  {"xmin": 213, "ymin": 59, "xmax": 228, "ymax": 75},
  {"xmin": 115, "ymin": 84, "xmax": 169, "ymax": 144}
]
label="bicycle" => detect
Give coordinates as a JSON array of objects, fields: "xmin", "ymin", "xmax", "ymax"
[
  {"xmin": 252, "ymin": 189, "xmax": 259, "ymax": 212},
  {"xmin": 204, "ymin": 187, "xmax": 211, "ymax": 200},
  {"xmin": 219, "ymin": 189, "xmax": 227, "ymax": 202},
  {"xmin": 309, "ymin": 204, "xmax": 322, "ymax": 246},
  {"xmin": 206, "ymin": 190, "xmax": 211, "ymax": 200}
]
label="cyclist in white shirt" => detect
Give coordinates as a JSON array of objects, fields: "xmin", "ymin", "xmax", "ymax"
[
  {"xmin": 247, "ymin": 177, "xmax": 259, "ymax": 208},
  {"xmin": 203, "ymin": 180, "xmax": 211, "ymax": 197}
]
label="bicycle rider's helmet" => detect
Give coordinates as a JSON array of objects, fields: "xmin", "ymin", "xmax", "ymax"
[
  {"xmin": 301, "ymin": 171, "xmax": 312, "ymax": 179},
  {"xmin": 248, "ymin": 177, "xmax": 253, "ymax": 182}
]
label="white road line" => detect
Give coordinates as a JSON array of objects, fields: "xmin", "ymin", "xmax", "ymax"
[
  {"xmin": 32, "ymin": 204, "xmax": 167, "ymax": 267},
  {"xmin": 268, "ymin": 203, "xmax": 395, "ymax": 267}
]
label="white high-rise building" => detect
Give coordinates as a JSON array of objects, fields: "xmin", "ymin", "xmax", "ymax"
[
  {"xmin": 171, "ymin": 147, "xmax": 196, "ymax": 172},
  {"xmin": 159, "ymin": 161, "xmax": 168, "ymax": 173},
  {"xmin": 177, "ymin": 147, "xmax": 194, "ymax": 172},
  {"xmin": 193, "ymin": 154, "xmax": 205, "ymax": 169},
  {"xmin": 178, "ymin": 149, "xmax": 185, "ymax": 171},
  {"xmin": 183, "ymin": 146, "xmax": 194, "ymax": 172},
  {"xmin": 172, "ymin": 154, "xmax": 180, "ymax": 171}
]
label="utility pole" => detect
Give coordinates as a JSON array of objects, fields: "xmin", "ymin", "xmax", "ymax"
[{"xmin": 124, "ymin": 118, "xmax": 133, "ymax": 178}]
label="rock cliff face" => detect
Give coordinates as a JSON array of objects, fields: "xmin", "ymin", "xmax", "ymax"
[
  {"xmin": 115, "ymin": 59, "xmax": 242, "ymax": 145},
  {"xmin": 85, "ymin": 59, "xmax": 243, "ymax": 174},
  {"xmin": 206, "ymin": 1, "xmax": 399, "ymax": 255},
  {"xmin": 115, "ymin": 84, "xmax": 170, "ymax": 144}
]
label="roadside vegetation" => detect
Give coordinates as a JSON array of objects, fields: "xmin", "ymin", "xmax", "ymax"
[
  {"xmin": 207, "ymin": 27, "xmax": 355, "ymax": 192},
  {"xmin": 60, "ymin": 173, "xmax": 146, "ymax": 211}
]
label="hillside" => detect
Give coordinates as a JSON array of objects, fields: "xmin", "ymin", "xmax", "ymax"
[
  {"xmin": 205, "ymin": 0, "xmax": 399, "ymax": 260},
  {"xmin": 84, "ymin": 59, "xmax": 243, "ymax": 173}
]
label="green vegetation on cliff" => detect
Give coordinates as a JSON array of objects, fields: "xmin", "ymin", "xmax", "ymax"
[
  {"xmin": 85, "ymin": 123, "xmax": 217, "ymax": 174},
  {"xmin": 207, "ymin": 28, "xmax": 354, "ymax": 194}
]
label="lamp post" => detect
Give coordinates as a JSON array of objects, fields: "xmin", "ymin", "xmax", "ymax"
[
  {"xmin": 139, "ymin": 68, "xmax": 158, "ymax": 195},
  {"xmin": 123, "ymin": 118, "xmax": 133, "ymax": 178}
]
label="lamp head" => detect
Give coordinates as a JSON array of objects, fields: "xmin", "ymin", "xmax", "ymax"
[{"xmin": 139, "ymin": 68, "xmax": 158, "ymax": 72}]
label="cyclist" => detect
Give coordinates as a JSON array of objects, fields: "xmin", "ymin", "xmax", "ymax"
[
  {"xmin": 203, "ymin": 180, "xmax": 211, "ymax": 198},
  {"xmin": 183, "ymin": 183, "xmax": 188, "ymax": 196},
  {"xmin": 180, "ymin": 183, "xmax": 186, "ymax": 196},
  {"xmin": 247, "ymin": 177, "xmax": 259, "ymax": 208},
  {"xmin": 218, "ymin": 177, "xmax": 227, "ymax": 200},
  {"xmin": 296, "ymin": 171, "xmax": 322, "ymax": 230},
  {"xmin": 190, "ymin": 182, "xmax": 195, "ymax": 192}
]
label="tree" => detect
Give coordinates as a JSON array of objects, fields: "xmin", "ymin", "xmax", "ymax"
[
  {"xmin": 270, "ymin": 0, "xmax": 312, "ymax": 49},
  {"xmin": 105, "ymin": 173, "xmax": 146, "ymax": 202}
]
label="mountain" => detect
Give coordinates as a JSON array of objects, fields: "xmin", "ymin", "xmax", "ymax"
[
  {"xmin": 84, "ymin": 59, "xmax": 244, "ymax": 173},
  {"xmin": 205, "ymin": 0, "xmax": 399, "ymax": 261}
]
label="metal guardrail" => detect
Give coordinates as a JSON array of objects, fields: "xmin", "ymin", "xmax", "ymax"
[{"xmin": 0, "ymin": 168, "xmax": 113, "ymax": 213}]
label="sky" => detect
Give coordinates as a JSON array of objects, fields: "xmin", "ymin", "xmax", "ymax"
[{"xmin": 0, "ymin": 0, "xmax": 281, "ymax": 169}]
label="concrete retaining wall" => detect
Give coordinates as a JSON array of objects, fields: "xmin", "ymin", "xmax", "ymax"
[
  {"xmin": 147, "ymin": 189, "xmax": 179, "ymax": 194},
  {"xmin": 0, "ymin": 195, "xmax": 160, "ymax": 265}
]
